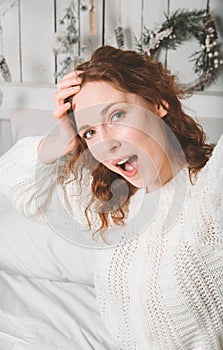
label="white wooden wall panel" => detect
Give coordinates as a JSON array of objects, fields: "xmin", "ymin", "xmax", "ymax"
[
  {"xmin": 167, "ymin": 0, "xmax": 207, "ymax": 86},
  {"xmin": 103, "ymin": 0, "xmax": 141, "ymax": 49},
  {"xmin": 143, "ymin": 0, "xmax": 168, "ymax": 65},
  {"xmin": 20, "ymin": 0, "xmax": 55, "ymax": 84},
  {"xmin": 204, "ymin": 0, "xmax": 223, "ymax": 92},
  {"xmin": 0, "ymin": 0, "xmax": 20, "ymax": 82},
  {"xmin": 56, "ymin": 0, "xmax": 79, "ymax": 76},
  {"xmin": 0, "ymin": 0, "xmax": 222, "ymax": 128},
  {"xmin": 120, "ymin": 0, "xmax": 142, "ymax": 49},
  {"xmin": 143, "ymin": 0, "xmax": 169, "ymax": 29},
  {"xmin": 0, "ymin": 0, "xmax": 222, "ymax": 88},
  {"xmin": 79, "ymin": 0, "xmax": 103, "ymax": 57},
  {"xmin": 104, "ymin": 0, "xmax": 122, "ymax": 47}
]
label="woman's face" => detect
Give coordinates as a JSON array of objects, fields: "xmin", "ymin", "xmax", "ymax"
[{"xmin": 73, "ymin": 81, "xmax": 172, "ymax": 190}]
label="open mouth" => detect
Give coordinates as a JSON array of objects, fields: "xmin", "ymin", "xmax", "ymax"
[{"xmin": 114, "ymin": 155, "xmax": 138, "ymax": 177}]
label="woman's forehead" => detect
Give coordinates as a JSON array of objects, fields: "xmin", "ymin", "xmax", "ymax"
[
  {"xmin": 74, "ymin": 102, "xmax": 123, "ymax": 129},
  {"xmin": 73, "ymin": 81, "xmax": 151, "ymax": 112},
  {"xmin": 73, "ymin": 81, "xmax": 128, "ymax": 111}
]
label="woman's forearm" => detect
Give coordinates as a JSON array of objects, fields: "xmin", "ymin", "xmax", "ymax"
[{"xmin": 38, "ymin": 134, "xmax": 65, "ymax": 164}]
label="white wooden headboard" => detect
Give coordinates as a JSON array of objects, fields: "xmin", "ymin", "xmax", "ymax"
[{"xmin": 10, "ymin": 108, "xmax": 57, "ymax": 144}]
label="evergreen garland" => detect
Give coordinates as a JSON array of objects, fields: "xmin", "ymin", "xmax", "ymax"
[
  {"xmin": 136, "ymin": 9, "xmax": 223, "ymax": 93},
  {"xmin": 53, "ymin": 1, "xmax": 87, "ymax": 78}
]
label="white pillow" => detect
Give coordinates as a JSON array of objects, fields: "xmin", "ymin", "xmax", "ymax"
[{"xmin": 0, "ymin": 192, "xmax": 96, "ymax": 284}]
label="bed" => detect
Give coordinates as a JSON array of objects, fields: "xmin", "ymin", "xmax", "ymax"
[{"xmin": 0, "ymin": 109, "xmax": 120, "ymax": 349}]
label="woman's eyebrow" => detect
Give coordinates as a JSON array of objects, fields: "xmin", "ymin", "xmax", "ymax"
[
  {"xmin": 78, "ymin": 124, "xmax": 91, "ymax": 133},
  {"xmin": 78, "ymin": 102, "xmax": 127, "ymax": 133},
  {"xmin": 100, "ymin": 101, "xmax": 126, "ymax": 116}
]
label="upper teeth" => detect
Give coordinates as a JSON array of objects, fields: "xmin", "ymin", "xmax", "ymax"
[{"xmin": 117, "ymin": 157, "xmax": 129, "ymax": 165}]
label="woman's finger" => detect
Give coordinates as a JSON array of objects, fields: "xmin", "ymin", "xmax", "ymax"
[
  {"xmin": 57, "ymin": 76, "xmax": 82, "ymax": 90},
  {"xmin": 54, "ymin": 85, "xmax": 81, "ymax": 106},
  {"xmin": 61, "ymin": 70, "xmax": 83, "ymax": 80},
  {"xmin": 57, "ymin": 70, "xmax": 83, "ymax": 90},
  {"xmin": 53, "ymin": 102, "xmax": 71, "ymax": 119}
]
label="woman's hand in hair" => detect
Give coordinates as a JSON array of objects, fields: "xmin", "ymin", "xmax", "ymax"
[
  {"xmin": 54, "ymin": 70, "xmax": 82, "ymax": 122},
  {"xmin": 38, "ymin": 71, "xmax": 82, "ymax": 164}
]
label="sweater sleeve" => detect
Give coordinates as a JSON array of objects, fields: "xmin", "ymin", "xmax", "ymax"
[
  {"xmin": 0, "ymin": 136, "xmax": 55, "ymax": 218},
  {"xmin": 206, "ymin": 134, "xmax": 223, "ymax": 217},
  {"xmin": 0, "ymin": 137, "xmax": 100, "ymax": 245},
  {"xmin": 207, "ymin": 134, "xmax": 223, "ymax": 188},
  {"xmin": 195, "ymin": 134, "xmax": 223, "ymax": 244},
  {"xmin": 212, "ymin": 135, "xmax": 223, "ymax": 241}
]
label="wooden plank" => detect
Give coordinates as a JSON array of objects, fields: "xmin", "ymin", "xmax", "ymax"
[
  {"xmin": 142, "ymin": 0, "xmax": 169, "ymax": 65},
  {"xmin": 79, "ymin": 0, "xmax": 103, "ymax": 59},
  {"xmin": 120, "ymin": 0, "xmax": 143, "ymax": 49},
  {"xmin": 204, "ymin": 0, "xmax": 223, "ymax": 92},
  {"xmin": 20, "ymin": 0, "xmax": 55, "ymax": 84},
  {"xmin": 55, "ymin": 0, "xmax": 80, "ymax": 78},
  {"xmin": 0, "ymin": 0, "xmax": 20, "ymax": 82},
  {"xmin": 167, "ymin": 0, "xmax": 205, "ymax": 85},
  {"xmin": 143, "ymin": 0, "xmax": 169, "ymax": 28},
  {"xmin": 103, "ymin": 0, "xmax": 119, "ymax": 47},
  {"xmin": 104, "ymin": 0, "xmax": 142, "ymax": 50}
]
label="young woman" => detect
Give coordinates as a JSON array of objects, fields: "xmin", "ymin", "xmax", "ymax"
[{"xmin": 0, "ymin": 46, "xmax": 222, "ymax": 349}]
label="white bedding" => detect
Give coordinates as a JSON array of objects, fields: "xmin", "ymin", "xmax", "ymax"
[{"xmin": 0, "ymin": 193, "xmax": 119, "ymax": 349}]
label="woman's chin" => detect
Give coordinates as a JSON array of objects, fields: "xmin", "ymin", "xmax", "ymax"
[{"xmin": 123, "ymin": 175, "xmax": 146, "ymax": 189}]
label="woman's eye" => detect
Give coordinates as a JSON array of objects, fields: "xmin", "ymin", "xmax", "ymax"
[
  {"xmin": 83, "ymin": 129, "xmax": 96, "ymax": 139},
  {"xmin": 111, "ymin": 111, "xmax": 125, "ymax": 122}
]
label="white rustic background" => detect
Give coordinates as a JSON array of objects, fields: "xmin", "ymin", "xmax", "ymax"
[{"xmin": 0, "ymin": 0, "xmax": 222, "ymax": 148}]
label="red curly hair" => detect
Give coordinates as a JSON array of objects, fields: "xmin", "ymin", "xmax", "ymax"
[{"xmin": 63, "ymin": 45, "xmax": 213, "ymax": 234}]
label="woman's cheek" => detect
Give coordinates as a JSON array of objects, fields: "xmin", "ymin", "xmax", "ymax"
[{"xmin": 87, "ymin": 142, "xmax": 103, "ymax": 163}]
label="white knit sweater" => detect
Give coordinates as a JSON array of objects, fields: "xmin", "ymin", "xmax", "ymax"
[{"xmin": 0, "ymin": 136, "xmax": 223, "ymax": 349}]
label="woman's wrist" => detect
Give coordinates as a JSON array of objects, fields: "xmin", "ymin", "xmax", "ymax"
[{"xmin": 37, "ymin": 135, "xmax": 66, "ymax": 164}]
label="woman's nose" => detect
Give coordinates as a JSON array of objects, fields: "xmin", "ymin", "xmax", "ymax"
[
  {"xmin": 98, "ymin": 126, "xmax": 121, "ymax": 153},
  {"xmin": 109, "ymin": 139, "xmax": 121, "ymax": 153},
  {"xmin": 90, "ymin": 137, "xmax": 121, "ymax": 162},
  {"xmin": 99, "ymin": 138, "xmax": 121, "ymax": 158}
]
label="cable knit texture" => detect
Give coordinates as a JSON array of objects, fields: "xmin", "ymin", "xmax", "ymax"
[{"xmin": 0, "ymin": 135, "xmax": 223, "ymax": 349}]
